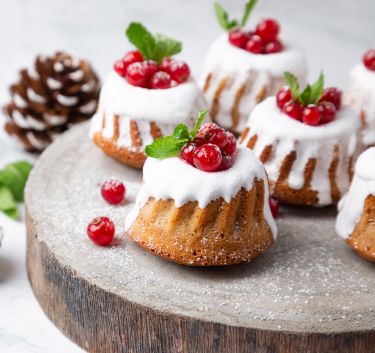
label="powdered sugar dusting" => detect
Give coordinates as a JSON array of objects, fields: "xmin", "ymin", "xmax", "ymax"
[{"xmin": 25, "ymin": 123, "xmax": 375, "ymax": 333}]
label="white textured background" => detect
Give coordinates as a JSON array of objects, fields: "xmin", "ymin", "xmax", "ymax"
[{"xmin": 0, "ymin": 0, "xmax": 374, "ymax": 352}]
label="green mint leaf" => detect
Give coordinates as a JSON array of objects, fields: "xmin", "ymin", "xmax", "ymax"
[
  {"xmin": 284, "ymin": 71, "xmax": 302, "ymax": 103},
  {"xmin": 240, "ymin": 0, "xmax": 258, "ymax": 27},
  {"xmin": 309, "ymin": 72, "xmax": 325, "ymax": 104},
  {"xmin": 190, "ymin": 110, "xmax": 208, "ymax": 139},
  {"xmin": 0, "ymin": 186, "xmax": 19, "ymax": 220},
  {"xmin": 126, "ymin": 22, "xmax": 156, "ymax": 60},
  {"xmin": 173, "ymin": 124, "xmax": 190, "ymax": 140},
  {"xmin": 145, "ymin": 136, "xmax": 188, "ymax": 159},
  {"xmin": 153, "ymin": 34, "xmax": 182, "ymax": 64},
  {"xmin": 300, "ymin": 84, "xmax": 312, "ymax": 106},
  {"xmin": 214, "ymin": 2, "xmax": 237, "ymax": 30}
]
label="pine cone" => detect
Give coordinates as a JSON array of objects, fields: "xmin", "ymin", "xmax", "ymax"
[{"xmin": 4, "ymin": 51, "xmax": 100, "ymax": 152}]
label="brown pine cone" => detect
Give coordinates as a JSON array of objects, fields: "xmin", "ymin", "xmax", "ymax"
[{"xmin": 4, "ymin": 51, "xmax": 100, "ymax": 152}]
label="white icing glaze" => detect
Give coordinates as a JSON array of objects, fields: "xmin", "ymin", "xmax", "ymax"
[
  {"xmin": 240, "ymin": 97, "xmax": 360, "ymax": 206},
  {"xmin": 47, "ymin": 77, "xmax": 63, "ymax": 90},
  {"xmin": 125, "ymin": 145, "xmax": 277, "ymax": 239},
  {"xmin": 336, "ymin": 147, "xmax": 375, "ymax": 239},
  {"xmin": 99, "ymin": 72, "xmax": 205, "ymax": 124},
  {"xmin": 345, "ymin": 63, "xmax": 375, "ymax": 145},
  {"xmin": 27, "ymin": 88, "xmax": 46, "ymax": 104},
  {"xmin": 56, "ymin": 94, "xmax": 78, "ymax": 106},
  {"xmin": 200, "ymin": 34, "xmax": 307, "ymax": 133}
]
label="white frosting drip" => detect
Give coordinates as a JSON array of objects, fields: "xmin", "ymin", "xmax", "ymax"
[
  {"xmin": 200, "ymin": 34, "xmax": 307, "ymax": 132},
  {"xmin": 79, "ymin": 100, "xmax": 97, "ymax": 114},
  {"xmin": 125, "ymin": 145, "xmax": 277, "ymax": 238},
  {"xmin": 345, "ymin": 63, "xmax": 375, "ymax": 145},
  {"xmin": 99, "ymin": 72, "xmax": 204, "ymax": 124},
  {"xmin": 13, "ymin": 93, "xmax": 27, "ymax": 108},
  {"xmin": 47, "ymin": 77, "xmax": 63, "ymax": 90},
  {"xmin": 69, "ymin": 69, "xmax": 84, "ymax": 81},
  {"xmin": 27, "ymin": 88, "xmax": 46, "ymax": 104},
  {"xmin": 336, "ymin": 147, "xmax": 375, "ymax": 239},
  {"xmin": 241, "ymin": 97, "xmax": 360, "ymax": 206},
  {"xmin": 56, "ymin": 94, "xmax": 79, "ymax": 106}
]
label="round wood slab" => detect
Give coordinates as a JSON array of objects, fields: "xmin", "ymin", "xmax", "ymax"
[{"xmin": 26, "ymin": 122, "xmax": 375, "ymax": 353}]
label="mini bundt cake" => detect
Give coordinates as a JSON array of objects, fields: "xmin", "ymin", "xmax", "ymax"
[
  {"xmin": 125, "ymin": 114, "xmax": 277, "ymax": 266},
  {"xmin": 200, "ymin": 2, "xmax": 306, "ymax": 134},
  {"xmin": 240, "ymin": 73, "xmax": 360, "ymax": 206},
  {"xmin": 90, "ymin": 22, "xmax": 206, "ymax": 169},
  {"xmin": 345, "ymin": 49, "xmax": 375, "ymax": 148},
  {"xmin": 336, "ymin": 147, "xmax": 375, "ymax": 262}
]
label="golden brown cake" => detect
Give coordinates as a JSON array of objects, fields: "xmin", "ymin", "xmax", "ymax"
[
  {"xmin": 125, "ymin": 145, "xmax": 277, "ymax": 266},
  {"xmin": 336, "ymin": 148, "xmax": 375, "ymax": 262}
]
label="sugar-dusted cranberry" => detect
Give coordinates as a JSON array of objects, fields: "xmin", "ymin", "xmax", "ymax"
[
  {"xmin": 126, "ymin": 62, "xmax": 148, "ymax": 87},
  {"xmin": 218, "ymin": 155, "xmax": 234, "ymax": 171},
  {"xmin": 123, "ymin": 50, "xmax": 144, "ymax": 68},
  {"xmin": 167, "ymin": 61, "xmax": 190, "ymax": 83},
  {"xmin": 245, "ymin": 35, "xmax": 264, "ymax": 54},
  {"xmin": 192, "ymin": 136, "xmax": 207, "ymax": 147},
  {"xmin": 181, "ymin": 143, "xmax": 197, "ymax": 166},
  {"xmin": 149, "ymin": 71, "xmax": 172, "ymax": 89},
  {"xmin": 197, "ymin": 123, "xmax": 219, "ymax": 138},
  {"xmin": 255, "ymin": 19, "xmax": 280, "ymax": 42},
  {"xmin": 363, "ymin": 49, "xmax": 375, "ymax": 71},
  {"xmin": 318, "ymin": 101, "xmax": 336, "ymax": 124},
  {"xmin": 229, "ymin": 28, "xmax": 251, "ymax": 48},
  {"xmin": 114, "ymin": 60, "xmax": 128, "ymax": 77},
  {"xmin": 269, "ymin": 197, "xmax": 280, "ymax": 218},
  {"xmin": 193, "ymin": 143, "xmax": 222, "ymax": 172},
  {"xmin": 222, "ymin": 132, "xmax": 237, "ymax": 156},
  {"xmin": 303, "ymin": 104, "xmax": 321, "ymax": 126},
  {"xmin": 160, "ymin": 57, "xmax": 175, "ymax": 71},
  {"xmin": 143, "ymin": 60, "xmax": 158, "ymax": 78},
  {"xmin": 276, "ymin": 86, "xmax": 292, "ymax": 109},
  {"xmin": 87, "ymin": 217, "xmax": 115, "ymax": 246},
  {"xmin": 319, "ymin": 87, "xmax": 342, "ymax": 110},
  {"xmin": 207, "ymin": 127, "xmax": 228, "ymax": 149},
  {"xmin": 263, "ymin": 39, "xmax": 283, "ymax": 54},
  {"xmin": 101, "ymin": 179, "xmax": 126, "ymax": 205},
  {"xmin": 283, "ymin": 101, "xmax": 303, "ymax": 121}
]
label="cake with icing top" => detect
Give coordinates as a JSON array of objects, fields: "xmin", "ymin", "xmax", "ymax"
[
  {"xmin": 345, "ymin": 49, "xmax": 375, "ymax": 147},
  {"xmin": 336, "ymin": 147, "xmax": 375, "ymax": 262},
  {"xmin": 125, "ymin": 113, "xmax": 277, "ymax": 266},
  {"xmin": 240, "ymin": 73, "xmax": 360, "ymax": 206},
  {"xmin": 200, "ymin": 1, "xmax": 306, "ymax": 134},
  {"xmin": 90, "ymin": 22, "xmax": 206, "ymax": 169}
]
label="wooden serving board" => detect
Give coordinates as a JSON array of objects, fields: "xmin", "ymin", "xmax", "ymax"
[{"xmin": 25, "ymin": 122, "xmax": 375, "ymax": 353}]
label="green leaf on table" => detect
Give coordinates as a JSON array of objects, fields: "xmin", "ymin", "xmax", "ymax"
[{"xmin": 0, "ymin": 186, "xmax": 19, "ymax": 220}]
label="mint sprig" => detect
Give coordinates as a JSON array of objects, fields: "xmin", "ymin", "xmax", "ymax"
[
  {"xmin": 214, "ymin": 0, "xmax": 258, "ymax": 31},
  {"xmin": 126, "ymin": 22, "xmax": 182, "ymax": 64},
  {"xmin": 0, "ymin": 161, "xmax": 33, "ymax": 220},
  {"xmin": 145, "ymin": 110, "xmax": 208, "ymax": 159},
  {"xmin": 284, "ymin": 71, "xmax": 325, "ymax": 106}
]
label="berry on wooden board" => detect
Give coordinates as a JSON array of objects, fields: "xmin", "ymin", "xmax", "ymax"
[
  {"xmin": 87, "ymin": 217, "xmax": 115, "ymax": 246},
  {"xmin": 101, "ymin": 179, "xmax": 126, "ymax": 205}
]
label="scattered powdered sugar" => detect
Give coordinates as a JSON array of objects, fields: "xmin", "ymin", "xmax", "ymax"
[{"xmin": 25, "ymin": 123, "xmax": 375, "ymax": 333}]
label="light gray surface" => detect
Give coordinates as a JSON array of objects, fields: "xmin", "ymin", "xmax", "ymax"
[{"xmin": 26, "ymin": 122, "xmax": 375, "ymax": 334}]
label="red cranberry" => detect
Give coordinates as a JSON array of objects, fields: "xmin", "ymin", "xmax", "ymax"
[
  {"xmin": 101, "ymin": 179, "xmax": 126, "ymax": 205},
  {"xmin": 269, "ymin": 197, "xmax": 280, "ymax": 218},
  {"xmin": 245, "ymin": 35, "xmax": 264, "ymax": 54},
  {"xmin": 363, "ymin": 49, "xmax": 375, "ymax": 71},
  {"xmin": 126, "ymin": 62, "xmax": 148, "ymax": 87},
  {"xmin": 263, "ymin": 39, "xmax": 283, "ymax": 54},
  {"xmin": 197, "ymin": 123, "xmax": 219, "ymax": 137},
  {"xmin": 228, "ymin": 28, "xmax": 251, "ymax": 48},
  {"xmin": 87, "ymin": 217, "xmax": 115, "ymax": 246},
  {"xmin": 276, "ymin": 86, "xmax": 293, "ymax": 109},
  {"xmin": 255, "ymin": 19, "xmax": 280, "ymax": 42},
  {"xmin": 218, "ymin": 155, "xmax": 234, "ymax": 171},
  {"xmin": 318, "ymin": 101, "xmax": 336, "ymax": 124},
  {"xmin": 222, "ymin": 132, "xmax": 237, "ymax": 156},
  {"xmin": 193, "ymin": 143, "xmax": 222, "ymax": 172},
  {"xmin": 123, "ymin": 50, "xmax": 144, "ymax": 67},
  {"xmin": 114, "ymin": 60, "xmax": 127, "ymax": 77},
  {"xmin": 303, "ymin": 105, "xmax": 321, "ymax": 126},
  {"xmin": 160, "ymin": 57, "xmax": 175, "ymax": 71},
  {"xmin": 283, "ymin": 101, "xmax": 303, "ymax": 121},
  {"xmin": 143, "ymin": 60, "xmax": 158, "ymax": 78},
  {"xmin": 149, "ymin": 71, "xmax": 172, "ymax": 89},
  {"xmin": 181, "ymin": 143, "xmax": 197, "ymax": 166},
  {"xmin": 319, "ymin": 87, "xmax": 342, "ymax": 110},
  {"xmin": 192, "ymin": 136, "xmax": 207, "ymax": 147},
  {"xmin": 207, "ymin": 127, "xmax": 228, "ymax": 149},
  {"xmin": 167, "ymin": 61, "xmax": 190, "ymax": 83}
]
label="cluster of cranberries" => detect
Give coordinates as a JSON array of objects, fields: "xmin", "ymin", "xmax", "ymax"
[
  {"xmin": 87, "ymin": 179, "xmax": 127, "ymax": 246},
  {"xmin": 228, "ymin": 18, "xmax": 282, "ymax": 54},
  {"xmin": 180, "ymin": 123, "xmax": 237, "ymax": 172},
  {"xmin": 276, "ymin": 86, "xmax": 342, "ymax": 126},
  {"xmin": 114, "ymin": 50, "xmax": 190, "ymax": 89},
  {"xmin": 363, "ymin": 49, "xmax": 375, "ymax": 71}
]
